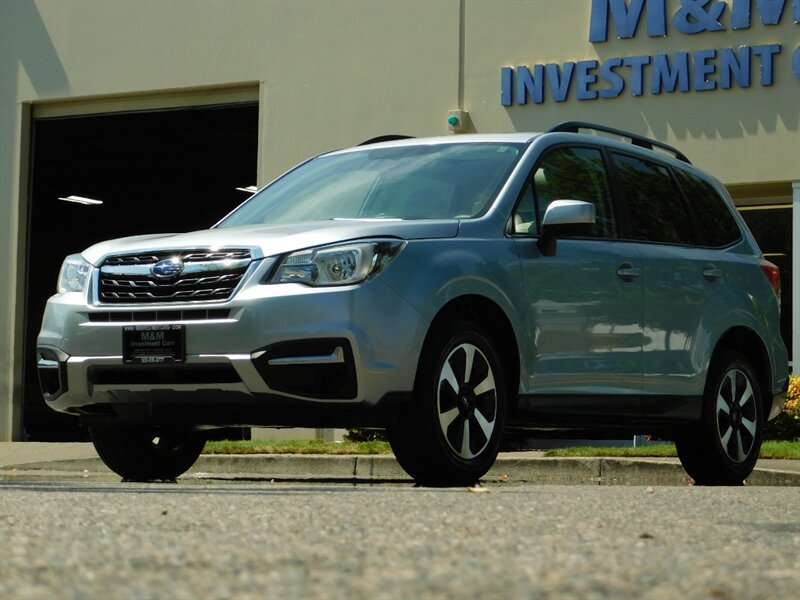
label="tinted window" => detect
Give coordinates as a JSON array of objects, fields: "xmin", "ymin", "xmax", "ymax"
[
  {"xmin": 520, "ymin": 146, "xmax": 616, "ymax": 237},
  {"xmin": 675, "ymin": 169, "xmax": 740, "ymax": 247},
  {"xmin": 612, "ymin": 153, "xmax": 695, "ymax": 245}
]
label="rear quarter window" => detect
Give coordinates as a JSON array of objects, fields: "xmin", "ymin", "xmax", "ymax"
[{"xmin": 674, "ymin": 169, "xmax": 741, "ymax": 248}]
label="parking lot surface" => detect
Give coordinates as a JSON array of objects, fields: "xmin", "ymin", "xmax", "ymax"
[{"xmin": 1, "ymin": 480, "xmax": 798, "ymax": 599}]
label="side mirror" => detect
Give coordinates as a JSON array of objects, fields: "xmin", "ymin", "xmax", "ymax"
[{"xmin": 538, "ymin": 200, "xmax": 596, "ymax": 257}]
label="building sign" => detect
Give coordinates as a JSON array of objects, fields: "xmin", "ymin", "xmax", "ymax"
[{"xmin": 501, "ymin": 0, "xmax": 800, "ymax": 106}]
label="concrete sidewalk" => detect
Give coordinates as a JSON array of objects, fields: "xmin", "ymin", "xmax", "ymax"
[{"xmin": 2, "ymin": 442, "xmax": 799, "ymax": 486}]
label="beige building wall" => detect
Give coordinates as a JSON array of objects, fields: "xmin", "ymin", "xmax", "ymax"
[{"xmin": 1, "ymin": 0, "xmax": 797, "ymax": 439}]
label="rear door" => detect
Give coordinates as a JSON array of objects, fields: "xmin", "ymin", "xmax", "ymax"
[{"xmin": 609, "ymin": 153, "xmax": 737, "ymax": 409}]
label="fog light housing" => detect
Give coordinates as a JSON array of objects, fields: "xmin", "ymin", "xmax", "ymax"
[
  {"xmin": 37, "ymin": 348, "xmax": 69, "ymax": 400},
  {"xmin": 251, "ymin": 339, "xmax": 357, "ymax": 399}
]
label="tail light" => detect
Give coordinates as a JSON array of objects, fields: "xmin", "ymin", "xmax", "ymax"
[{"xmin": 760, "ymin": 259, "xmax": 781, "ymax": 312}]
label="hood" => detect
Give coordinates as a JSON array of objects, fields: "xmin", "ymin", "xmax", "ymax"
[{"xmin": 81, "ymin": 219, "xmax": 459, "ymax": 265}]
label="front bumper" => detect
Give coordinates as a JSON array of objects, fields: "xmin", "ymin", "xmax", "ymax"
[{"xmin": 37, "ymin": 275, "xmax": 427, "ymax": 425}]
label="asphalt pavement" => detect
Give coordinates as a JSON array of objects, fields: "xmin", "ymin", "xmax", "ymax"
[
  {"xmin": 1, "ymin": 481, "xmax": 798, "ymax": 599},
  {"xmin": 1, "ymin": 442, "xmax": 798, "ymax": 486}
]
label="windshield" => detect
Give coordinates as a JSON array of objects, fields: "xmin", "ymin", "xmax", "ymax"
[{"xmin": 217, "ymin": 142, "xmax": 525, "ymax": 227}]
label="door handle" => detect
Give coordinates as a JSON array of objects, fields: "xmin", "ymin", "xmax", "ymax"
[
  {"xmin": 617, "ymin": 262, "xmax": 641, "ymax": 282},
  {"xmin": 702, "ymin": 265, "xmax": 722, "ymax": 282}
]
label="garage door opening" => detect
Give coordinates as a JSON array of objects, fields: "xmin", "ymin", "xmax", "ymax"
[{"xmin": 24, "ymin": 103, "xmax": 259, "ymax": 439}]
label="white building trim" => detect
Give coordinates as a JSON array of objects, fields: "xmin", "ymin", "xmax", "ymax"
[{"xmin": 793, "ymin": 182, "xmax": 800, "ymax": 373}]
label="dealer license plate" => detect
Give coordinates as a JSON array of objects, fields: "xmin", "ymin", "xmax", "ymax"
[{"xmin": 123, "ymin": 325, "xmax": 185, "ymax": 364}]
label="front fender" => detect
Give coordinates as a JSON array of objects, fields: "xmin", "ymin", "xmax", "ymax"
[{"xmin": 377, "ymin": 237, "xmax": 528, "ymax": 380}]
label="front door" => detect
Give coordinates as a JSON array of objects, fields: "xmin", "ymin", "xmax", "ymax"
[
  {"xmin": 511, "ymin": 145, "xmax": 644, "ymax": 412},
  {"xmin": 516, "ymin": 239, "xmax": 644, "ymax": 398}
]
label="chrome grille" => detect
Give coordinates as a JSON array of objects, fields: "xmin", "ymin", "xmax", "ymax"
[
  {"xmin": 99, "ymin": 249, "xmax": 252, "ymax": 304},
  {"xmin": 103, "ymin": 250, "xmax": 251, "ymax": 266}
]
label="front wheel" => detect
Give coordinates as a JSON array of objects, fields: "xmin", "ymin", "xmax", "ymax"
[
  {"xmin": 676, "ymin": 351, "xmax": 763, "ymax": 485},
  {"xmin": 388, "ymin": 321, "xmax": 506, "ymax": 486},
  {"xmin": 90, "ymin": 425, "xmax": 206, "ymax": 481}
]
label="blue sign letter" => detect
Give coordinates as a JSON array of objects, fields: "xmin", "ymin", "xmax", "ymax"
[
  {"xmin": 501, "ymin": 67, "xmax": 513, "ymax": 106},
  {"xmin": 752, "ymin": 43, "xmax": 781, "ymax": 85},
  {"xmin": 576, "ymin": 60, "xmax": 600, "ymax": 100},
  {"xmin": 517, "ymin": 65, "xmax": 545, "ymax": 105},
  {"xmin": 546, "ymin": 63, "xmax": 575, "ymax": 102},
  {"xmin": 720, "ymin": 47, "xmax": 752, "ymax": 88},
  {"xmin": 651, "ymin": 53, "xmax": 691, "ymax": 93},
  {"xmin": 600, "ymin": 57, "xmax": 626, "ymax": 98},
  {"xmin": 693, "ymin": 49, "xmax": 718, "ymax": 91},
  {"xmin": 793, "ymin": 46, "xmax": 800, "ymax": 79},
  {"xmin": 623, "ymin": 55, "xmax": 652, "ymax": 96},
  {"xmin": 673, "ymin": 0, "xmax": 727, "ymax": 34},
  {"xmin": 589, "ymin": 0, "xmax": 667, "ymax": 42},
  {"xmin": 731, "ymin": 0, "xmax": 792, "ymax": 29}
]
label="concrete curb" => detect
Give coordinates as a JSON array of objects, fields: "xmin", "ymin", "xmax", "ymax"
[{"xmin": 3, "ymin": 454, "xmax": 799, "ymax": 486}]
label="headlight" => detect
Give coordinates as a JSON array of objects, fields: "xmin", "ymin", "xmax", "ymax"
[
  {"xmin": 271, "ymin": 240, "xmax": 405, "ymax": 286},
  {"xmin": 57, "ymin": 254, "xmax": 91, "ymax": 294}
]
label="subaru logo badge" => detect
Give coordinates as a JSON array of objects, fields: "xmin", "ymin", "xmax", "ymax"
[{"xmin": 151, "ymin": 258, "xmax": 184, "ymax": 279}]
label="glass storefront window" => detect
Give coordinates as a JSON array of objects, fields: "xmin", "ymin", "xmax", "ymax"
[{"xmin": 739, "ymin": 205, "xmax": 793, "ymax": 357}]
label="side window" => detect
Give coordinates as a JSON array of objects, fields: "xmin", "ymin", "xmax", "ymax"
[
  {"xmin": 527, "ymin": 146, "xmax": 616, "ymax": 238},
  {"xmin": 674, "ymin": 169, "xmax": 741, "ymax": 247},
  {"xmin": 512, "ymin": 181, "xmax": 537, "ymax": 234},
  {"xmin": 612, "ymin": 153, "xmax": 696, "ymax": 245}
]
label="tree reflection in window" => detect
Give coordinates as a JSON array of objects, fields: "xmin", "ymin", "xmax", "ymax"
[
  {"xmin": 612, "ymin": 153, "xmax": 696, "ymax": 246},
  {"xmin": 532, "ymin": 147, "xmax": 617, "ymax": 238}
]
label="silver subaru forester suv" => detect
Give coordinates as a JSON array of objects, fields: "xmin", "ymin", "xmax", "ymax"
[{"xmin": 37, "ymin": 122, "xmax": 789, "ymax": 486}]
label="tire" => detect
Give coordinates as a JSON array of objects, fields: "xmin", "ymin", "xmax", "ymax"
[
  {"xmin": 676, "ymin": 351, "xmax": 763, "ymax": 485},
  {"xmin": 388, "ymin": 321, "xmax": 507, "ymax": 486},
  {"xmin": 89, "ymin": 425, "xmax": 206, "ymax": 481}
]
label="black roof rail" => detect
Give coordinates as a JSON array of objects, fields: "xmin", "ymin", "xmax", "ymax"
[
  {"xmin": 548, "ymin": 121, "xmax": 691, "ymax": 164},
  {"xmin": 359, "ymin": 135, "xmax": 415, "ymax": 146}
]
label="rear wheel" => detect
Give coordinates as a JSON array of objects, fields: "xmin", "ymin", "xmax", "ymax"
[
  {"xmin": 388, "ymin": 321, "xmax": 506, "ymax": 486},
  {"xmin": 89, "ymin": 425, "xmax": 206, "ymax": 481},
  {"xmin": 676, "ymin": 351, "xmax": 763, "ymax": 485}
]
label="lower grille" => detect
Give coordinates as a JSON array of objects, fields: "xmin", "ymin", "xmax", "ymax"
[
  {"xmin": 88, "ymin": 309, "xmax": 231, "ymax": 323},
  {"xmin": 99, "ymin": 249, "xmax": 251, "ymax": 304},
  {"xmin": 88, "ymin": 365, "xmax": 241, "ymax": 385}
]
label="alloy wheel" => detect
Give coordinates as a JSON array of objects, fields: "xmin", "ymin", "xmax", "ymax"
[
  {"xmin": 715, "ymin": 368, "xmax": 758, "ymax": 463},
  {"xmin": 436, "ymin": 343, "xmax": 498, "ymax": 459}
]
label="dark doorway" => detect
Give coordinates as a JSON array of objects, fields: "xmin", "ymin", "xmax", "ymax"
[{"xmin": 24, "ymin": 103, "xmax": 258, "ymax": 439}]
